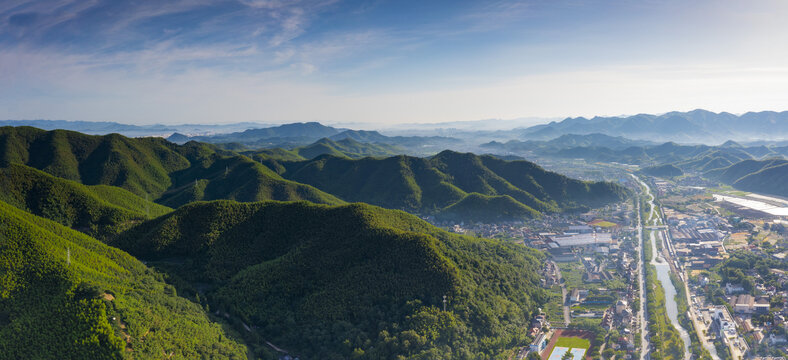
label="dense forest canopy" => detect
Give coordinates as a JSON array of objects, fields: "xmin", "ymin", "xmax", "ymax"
[{"xmin": 114, "ymin": 200, "xmax": 548, "ymax": 359}]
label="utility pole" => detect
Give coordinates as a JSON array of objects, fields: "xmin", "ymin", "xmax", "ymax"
[{"xmin": 67, "ymin": 247, "xmax": 70, "ymax": 266}]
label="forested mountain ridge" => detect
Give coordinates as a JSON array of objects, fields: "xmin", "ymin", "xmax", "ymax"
[
  {"xmin": 0, "ymin": 126, "xmax": 343, "ymax": 208},
  {"xmin": 0, "ymin": 200, "xmax": 248, "ymax": 359},
  {"xmin": 0, "ymin": 163, "xmax": 171, "ymax": 239},
  {"xmin": 264, "ymin": 150, "xmax": 628, "ymax": 221},
  {"xmin": 113, "ymin": 200, "xmax": 548, "ymax": 359},
  {"xmin": 704, "ymin": 158, "xmax": 788, "ymax": 197}
]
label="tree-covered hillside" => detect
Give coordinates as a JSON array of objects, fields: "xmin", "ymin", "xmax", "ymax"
[
  {"xmin": 0, "ymin": 163, "xmax": 171, "ymax": 239},
  {"xmin": 0, "ymin": 126, "xmax": 343, "ymax": 208},
  {"xmin": 0, "ymin": 200, "xmax": 248, "ymax": 359},
  {"xmin": 294, "ymin": 137, "xmax": 402, "ymax": 159},
  {"xmin": 265, "ymin": 150, "xmax": 628, "ymax": 221},
  {"xmin": 114, "ymin": 200, "xmax": 548, "ymax": 359},
  {"xmin": 705, "ymin": 158, "xmax": 788, "ymax": 197}
]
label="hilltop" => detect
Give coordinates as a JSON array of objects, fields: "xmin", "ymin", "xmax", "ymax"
[{"xmin": 114, "ymin": 200, "xmax": 547, "ymax": 358}]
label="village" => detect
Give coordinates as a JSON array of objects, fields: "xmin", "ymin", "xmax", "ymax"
[
  {"xmin": 433, "ymin": 173, "xmax": 788, "ymax": 360},
  {"xmin": 654, "ymin": 178, "xmax": 788, "ymax": 360}
]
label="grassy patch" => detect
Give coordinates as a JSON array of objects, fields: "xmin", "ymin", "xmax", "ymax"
[{"xmin": 555, "ymin": 336, "xmax": 591, "ymax": 350}]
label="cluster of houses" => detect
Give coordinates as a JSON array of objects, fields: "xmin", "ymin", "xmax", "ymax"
[
  {"xmin": 528, "ymin": 312, "xmax": 551, "ymax": 353},
  {"xmin": 664, "ymin": 208, "xmax": 728, "ymax": 269}
]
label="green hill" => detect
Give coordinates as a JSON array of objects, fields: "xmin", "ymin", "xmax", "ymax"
[
  {"xmin": 269, "ymin": 150, "xmax": 628, "ymax": 221},
  {"xmin": 114, "ymin": 200, "xmax": 547, "ymax": 359},
  {"xmin": 705, "ymin": 158, "xmax": 788, "ymax": 197},
  {"xmin": 0, "ymin": 164, "xmax": 171, "ymax": 239},
  {"xmin": 245, "ymin": 138, "xmax": 403, "ymax": 162},
  {"xmin": 0, "ymin": 200, "xmax": 248, "ymax": 359},
  {"xmin": 639, "ymin": 164, "xmax": 683, "ymax": 178},
  {"xmin": 295, "ymin": 137, "xmax": 402, "ymax": 159},
  {"xmin": 0, "ymin": 126, "xmax": 343, "ymax": 208},
  {"xmin": 155, "ymin": 143, "xmax": 344, "ymax": 208}
]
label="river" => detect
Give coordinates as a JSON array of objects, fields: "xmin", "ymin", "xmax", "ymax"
[{"xmin": 650, "ymin": 231, "xmax": 691, "ymax": 360}]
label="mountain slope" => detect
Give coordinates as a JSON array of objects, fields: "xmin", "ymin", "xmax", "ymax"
[
  {"xmin": 267, "ymin": 150, "xmax": 627, "ymax": 221},
  {"xmin": 437, "ymin": 193, "xmax": 540, "ymax": 222},
  {"xmin": 0, "ymin": 163, "xmax": 172, "ymax": 239},
  {"xmin": 155, "ymin": 143, "xmax": 344, "ymax": 208},
  {"xmin": 0, "ymin": 126, "xmax": 343, "ymax": 208},
  {"xmin": 705, "ymin": 158, "xmax": 788, "ymax": 197},
  {"xmin": 113, "ymin": 200, "xmax": 547, "ymax": 359},
  {"xmin": 0, "ymin": 200, "xmax": 248, "ymax": 359}
]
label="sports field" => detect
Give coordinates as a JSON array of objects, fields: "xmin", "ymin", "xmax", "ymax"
[{"xmin": 543, "ymin": 334, "xmax": 591, "ymax": 360}]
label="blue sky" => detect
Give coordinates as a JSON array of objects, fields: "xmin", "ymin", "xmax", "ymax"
[{"xmin": 1, "ymin": 0, "xmax": 787, "ymax": 125}]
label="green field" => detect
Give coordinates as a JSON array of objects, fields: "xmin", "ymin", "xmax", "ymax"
[
  {"xmin": 555, "ymin": 336, "xmax": 591, "ymax": 349},
  {"xmin": 545, "ymin": 285, "xmax": 566, "ymax": 326},
  {"xmin": 557, "ymin": 262, "xmax": 586, "ymax": 290}
]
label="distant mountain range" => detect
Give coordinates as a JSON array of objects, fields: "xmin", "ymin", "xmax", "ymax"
[
  {"xmin": 518, "ymin": 110, "xmax": 788, "ymax": 142},
  {"xmin": 0, "ymin": 119, "xmax": 271, "ymax": 137},
  {"xmin": 174, "ymin": 122, "xmax": 462, "ymax": 154},
  {"xmin": 514, "ymin": 139, "xmax": 788, "ymax": 170},
  {"xmin": 482, "ymin": 133, "xmax": 655, "ymax": 153},
  {"xmin": 7, "ymin": 109, "xmax": 788, "ymax": 149}
]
